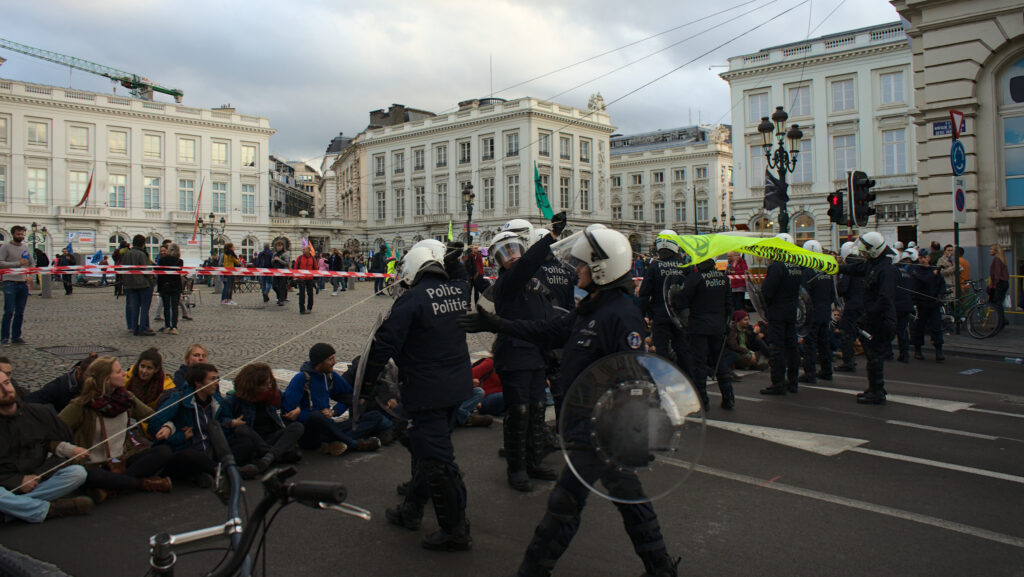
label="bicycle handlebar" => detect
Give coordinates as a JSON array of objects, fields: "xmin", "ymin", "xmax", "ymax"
[{"xmin": 288, "ymin": 481, "xmax": 347, "ymax": 504}]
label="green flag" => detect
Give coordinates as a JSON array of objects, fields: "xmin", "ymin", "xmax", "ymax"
[
  {"xmin": 533, "ymin": 162, "xmax": 554, "ymax": 219},
  {"xmin": 448, "ymin": 219, "xmax": 454, "ymax": 242}
]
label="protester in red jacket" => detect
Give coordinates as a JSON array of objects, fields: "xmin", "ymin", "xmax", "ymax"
[
  {"xmin": 727, "ymin": 252, "xmax": 748, "ymax": 312},
  {"xmin": 292, "ymin": 246, "xmax": 318, "ymax": 315}
]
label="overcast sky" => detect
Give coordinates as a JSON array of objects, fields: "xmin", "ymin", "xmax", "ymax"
[{"xmin": 3, "ymin": 0, "xmax": 899, "ymax": 170}]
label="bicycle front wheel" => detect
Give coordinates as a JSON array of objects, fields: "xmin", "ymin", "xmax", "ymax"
[
  {"xmin": 386, "ymin": 281, "xmax": 395, "ymax": 297},
  {"xmin": 966, "ymin": 303, "xmax": 1001, "ymax": 339}
]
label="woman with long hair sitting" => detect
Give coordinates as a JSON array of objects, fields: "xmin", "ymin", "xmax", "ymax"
[
  {"xmin": 125, "ymin": 348, "xmax": 175, "ymax": 409},
  {"xmin": 225, "ymin": 363, "xmax": 304, "ymax": 479},
  {"xmin": 58, "ymin": 356, "xmax": 173, "ymax": 503}
]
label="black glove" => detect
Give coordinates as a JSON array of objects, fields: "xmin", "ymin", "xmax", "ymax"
[
  {"xmin": 456, "ymin": 306, "xmax": 502, "ymax": 333},
  {"xmin": 342, "ymin": 355, "xmax": 360, "ymax": 386},
  {"xmin": 550, "ymin": 211, "xmax": 567, "ymax": 236}
]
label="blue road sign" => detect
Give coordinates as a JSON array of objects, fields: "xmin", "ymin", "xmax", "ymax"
[
  {"xmin": 933, "ymin": 120, "xmax": 952, "ymax": 136},
  {"xmin": 950, "ymin": 140, "xmax": 966, "ymax": 176}
]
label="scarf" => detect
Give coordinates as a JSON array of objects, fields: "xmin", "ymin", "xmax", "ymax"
[
  {"xmin": 86, "ymin": 387, "xmax": 135, "ymax": 418},
  {"xmin": 127, "ymin": 370, "xmax": 165, "ymax": 407}
]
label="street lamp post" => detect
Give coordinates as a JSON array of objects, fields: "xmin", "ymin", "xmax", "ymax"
[
  {"xmin": 197, "ymin": 213, "xmax": 226, "ymax": 287},
  {"xmin": 462, "ymin": 182, "xmax": 475, "ymax": 245},
  {"xmin": 29, "ymin": 222, "xmax": 52, "ymax": 298},
  {"xmin": 757, "ymin": 106, "xmax": 803, "ymax": 234}
]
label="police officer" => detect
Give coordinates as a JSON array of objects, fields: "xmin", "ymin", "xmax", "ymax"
[
  {"xmin": 533, "ymin": 228, "xmax": 578, "ymax": 312},
  {"xmin": 839, "ymin": 232, "xmax": 898, "ymax": 404},
  {"xmin": 836, "ymin": 241, "xmax": 865, "ymax": 372},
  {"xmin": 893, "ymin": 249, "xmax": 918, "ymax": 363},
  {"xmin": 798, "ymin": 240, "xmax": 835, "ymax": 383},
  {"xmin": 637, "ymin": 230, "xmax": 692, "ymax": 377},
  {"xmin": 759, "ymin": 234, "xmax": 804, "ymax": 395},
  {"xmin": 363, "ymin": 246, "xmax": 473, "ymax": 551},
  {"xmin": 673, "ymin": 258, "xmax": 733, "ymax": 409},
  {"xmin": 458, "ymin": 225, "xmax": 680, "ymax": 577},
  {"xmin": 909, "ymin": 248, "xmax": 946, "ymax": 362}
]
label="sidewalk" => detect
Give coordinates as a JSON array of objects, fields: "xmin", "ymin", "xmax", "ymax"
[{"xmin": 929, "ymin": 322, "xmax": 1024, "ymax": 361}]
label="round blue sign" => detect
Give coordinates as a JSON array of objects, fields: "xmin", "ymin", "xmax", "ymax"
[
  {"xmin": 950, "ymin": 140, "xmax": 966, "ymax": 176},
  {"xmin": 955, "ymin": 188, "xmax": 965, "ymax": 211}
]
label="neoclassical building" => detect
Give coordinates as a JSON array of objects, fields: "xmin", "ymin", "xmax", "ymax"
[{"xmin": 721, "ymin": 21, "xmax": 915, "ymax": 250}]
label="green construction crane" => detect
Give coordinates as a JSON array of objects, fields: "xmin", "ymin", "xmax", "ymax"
[{"xmin": 0, "ymin": 37, "xmax": 184, "ymax": 103}]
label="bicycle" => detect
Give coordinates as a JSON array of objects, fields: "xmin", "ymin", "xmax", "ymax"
[
  {"xmin": 146, "ymin": 425, "xmax": 370, "ymax": 577},
  {"xmin": 935, "ymin": 279, "xmax": 1002, "ymax": 339}
]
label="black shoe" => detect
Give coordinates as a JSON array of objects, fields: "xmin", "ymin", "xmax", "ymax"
[
  {"xmin": 720, "ymin": 392, "xmax": 735, "ymax": 410},
  {"xmin": 526, "ymin": 464, "xmax": 557, "ymax": 481},
  {"xmin": 386, "ymin": 503, "xmax": 423, "ymax": 531},
  {"xmin": 786, "ymin": 382, "xmax": 799, "ymax": 393},
  {"xmin": 816, "ymin": 371, "xmax": 833, "ymax": 381},
  {"xmin": 421, "ymin": 525, "xmax": 472, "ymax": 551},
  {"xmin": 913, "ymin": 348, "xmax": 925, "ymax": 360},
  {"xmin": 507, "ymin": 471, "xmax": 532, "ymax": 492},
  {"xmin": 835, "ymin": 365, "xmax": 856, "ymax": 372},
  {"xmin": 856, "ymin": 392, "xmax": 887, "ymax": 405},
  {"xmin": 263, "ymin": 292, "xmax": 270, "ymax": 303},
  {"xmin": 797, "ymin": 374, "xmax": 816, "ymax": 384},
  {"xmin": 760, "ymin": 385, "xmax": 787, "ymax": 395}
]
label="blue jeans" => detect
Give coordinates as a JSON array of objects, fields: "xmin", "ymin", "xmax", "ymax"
[
  {"xmin": 126, "ymin": 286, "xmax": 154, "ymax": 334},
  {"xmin": 0, "ymin": 465, "xmax": 87, "ymax": 523},
  {"xmin": 1, "ymin": 281, "xmax": 29, "ymax": 341},
  {"xmin": 478, "ymin": 393, "xmax": 505, "ymax": 416},
  {"xmin": 260, "ymin": 276, "xmax": 273, "ymax": 294},
  {"xmin": 455, "ymin": 387, "xmax": 485, "ymax": 424},
  {"xmin": 221, "ymin": 276, "xmax": 234, "ymax": 301}
]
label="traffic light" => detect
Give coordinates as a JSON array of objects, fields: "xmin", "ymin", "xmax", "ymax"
[
  {"xmin": 827, "ymin": 190, "xmax": 845, "ymax": 225},
  {"xmin": 852, "ymin": 170, "xmax": 876, "ymax": 227}
]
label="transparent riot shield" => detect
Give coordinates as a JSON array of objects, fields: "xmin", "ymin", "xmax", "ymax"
[{"xmin": 351, "ymin": 312, "xmax": 383, "ymax": 427}]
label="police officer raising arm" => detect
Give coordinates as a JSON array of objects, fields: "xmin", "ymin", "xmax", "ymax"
[{"xmin": 458, "ymin": 225, "xmax": 681, "ymax": 577}]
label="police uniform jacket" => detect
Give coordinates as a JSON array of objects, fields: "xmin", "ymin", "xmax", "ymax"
[
  {"xmin": 837, "ymin": 268, "xmax": 864, "ymax": 311},
  {"xmin": 538, "ymin": 257, "xmax": 577, "ymax": 311},
  {"xmin": 841, "ymin": 258, "xmax": 897, "ymax": 326},
  {"xmin": 637, "ymin": 256, "xmax": 689, "ymax": 323},
  {"xmin": 491, "ymin": 235, "xmax": 556, "ymax": 372},
  {"xmin": 366, "ymin": 272, "xmax": 472, "ymax": 412},
  {"xmin": 894, "ymin": 265, "xmax": 916, "ymax": 314},
  {"xmin": 909, "ymin": 265, "xmax": 946, "ymax": 307},
  {"xmin": 673, "ymin": 261, "xmax": 731, "ymax": 335},
  {"xmin": 802, "ymin": 269, "xmax": 836, "ymax": 324},
  {"xmin": 761, "ymin": 261, "xmax": 803, "ymax": 322}
]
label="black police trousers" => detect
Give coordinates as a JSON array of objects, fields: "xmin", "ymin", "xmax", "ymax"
[
  {"xmin": 802, "ymin": 320, "xmax": 833, "ymax": 376},
  {"xmin": 838, "ymin": 308, "xmax": 863, "ymax": 367},
  {"xmin": 896, "ymin": 311, "xmax": 912, "ymax": 357},
  {"xmin": 912, "ymin": 305, "xmax": 943, "ymax": 348},
  {"xmin": 500, "ymin": 368, "xmax": 547, "ymax": 406},
  {"xmin": 864, "ymin": 323, "xmax": 894, "ymax": 394},
  {"xmin": 690, "ymin": 332, "xmax": 732, "ymax": 401},
  {"xmin": 402, "ymin": 406, "xmax": 467, "ymax": 517},
  {"xmin": 651, "ymin": 320, "xmax": 692, "ymax": 378},
  {"xmin": 768, "ymin": 319, "xmax": 800, "ymax": 387}
]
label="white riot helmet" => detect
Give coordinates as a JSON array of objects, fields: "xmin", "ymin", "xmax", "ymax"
[
  {"xmin": 857, "ymin": 231, "xmax": 889, "ymax": 259},
  {"xmin": 839, "ymin": 241, "xmax": 859, "ymax": 261},
  {"xmin": 907, "ymin": 241, "xmax": 917, "ymax": 249},
  {"xmin": 399, "ymin": 246, "xmax": 445, "ymax": 288},
  {"xmin": 655, "ymin": 229, "xmax": 680, "ymax": 254},
  {"xmin": 533, "ymin": 228, "xmax": 550, "ymax": 245},
  {"xmin": 551, "ymin": 224, "xmax": 632, "ymax": 287},
  {"xmin": 775, "ymin": 233, "xmax": 795, "ymax": 244},
  {"xmin": 902, "ymin": 248, "xmax": 919, "ymax": 262},
  {"xmin": 893, "ymin": 241, "xmax": 905, "ymax": 252},
  {"xmin": 802, "ymin": 240, "xmax": 822, "ymax": 254},
  {"xmin": 490, "ymin": 231, "xmax": 527, "ymax": 269},
  {"xmin": 501, "ymin": 218, "xmax": 534, "ymax": 244},
  {"xmin": 411, "ymin": 239, "xmax": 446, "ymax": 262}
]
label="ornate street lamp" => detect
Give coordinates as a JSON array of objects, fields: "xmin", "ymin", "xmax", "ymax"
[
  {"xmin": 758, "ymin": 106, "xmax": 803, "ymax": 233},
  {"xmin": 462, "ymin": 182, "xmax": 475, "ymax": 244},
  {"xmin": 197, "ymin": 212, "xmax": 226, "ymax": 258}
]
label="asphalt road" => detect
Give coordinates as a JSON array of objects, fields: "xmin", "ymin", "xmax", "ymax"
[{"xmin": 2, "ymin": 287, "xmax": 1023, "ymax": 576}]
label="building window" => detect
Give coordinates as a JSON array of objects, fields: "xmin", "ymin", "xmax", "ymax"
[
  {"xmin": 68, "ymin": 126, "xmax": 89, "ymax": 151},
  {"xmin": 882, "ymin": 129, "xmax": 906, "ymax": 174},
  {"xmin": 241, "ymin": 183, "xmax": 255, "ymax": 214},
  {"xmin": 212, "ymin": 142, "xmax": 228, "ymax": 165},
  {"xmin": 832, "ymin": 78, "xmax": 855, "ymax": 112},
  {"xmin": 654, "ymin": 202, "xmax": 665, "ymax": 224},
  {"xmin": 0, "ymin": 165, "xmax": 7, "ymax": 203},
  {"xmin": 632, "ymin": 203, "xmax": 644, "ymax": 220},
  {"xmin": 107, "ymin": 174, "xmax": 126, "ymax": 208},
  {"xmin": 653, "ymin": 171, "xmax": 664, "ymax": 183},
  {"xmin": 459, "ymin": 141, "xmax": 471, "ymax": 164},
  {"xmin": 108, "ymin": 234, "xmax": 128, "ymax": 255},
  {"xmin": 146, "ymin": 236, "xmax": 162, "ymax": 263},
  {"xmin": 67, "ymin": 170, "xmax": 87, "ymax": 206},
  {"xmin": 749, "ymin": 146, "xmax": 767, "ymax": 186},
  {"xmin": 178, "ymin": 138, "xmax": 196, "ymax": 163},
  {"xmin": 413, "ymin": 149, "xmax": 425, "ymax": 171},
  {"xmin": 415, "ymin": 186, "xmax": 426, "ymax": 216},
  {"xmin": 674, "ymin": 199, "xmax": 686, "ymax": 222},
  {"xmin": 374, "ymin": 155, "xmax": 385, "ymax": 176},
  {"xmin": 673, "ymin": 169, "xmax": 685, "ymax": 182},
  {"xmin": 242, "ymin": 144, "xmax": 256, "ymax": 167},
  {"xmin": 437, "ymin": 182, "xmax": 448, "ymax": 213},
  {"xmin": 747, "ymin": 92, "xmax": 769, "ymax": 124},
  {"xmin": 631, "ymin": 174, "xmax": 643, "ymax": 185},
  {"xmin": 109, "ymin": 130, "xmax": 128, "ymax": 155},
  {"xmin": 377, "ymin": 191, "xmax": 386, "ymax": 220},
  {"xmin": 538, "ymin": 132, "xmax": 551, "ymax": 157},
  {"xmin": 833, "ymin": 134, "xmax": 857, "ymax": 179},
  {"xmin": 0, "ymin": 117, "xmax": 7, "ymax": 145},
  {"xmin": 143, "ymin": 134, "xmax": 162, "ymax": 159},
  {"xmin": 611, "ymin": 175, "xmax": 622, "ymax": 187},
  {"xmin": 579, "ymin": 179, "xmax": 590, "ymax": 211},
  {"xmin": 481, "ymin": 137, "xmax": 494, "ymax": 160},
  {"xmin": 540, "ymin": 174, "xmax": 550, "ymax": 199},
  {"xmin": 877, "ymin": 202, "xmax": 918, "ymax": 221},
  {"xmin": 696, "ymin": 199, "xmax": 709, "ymax": 222},
  {"xmin": 559, "ymin": 176, "xmax": 570, "ymax": 209},
  {"xmin": 240, "ymin": 237, "xmax": 256, "ymax": 262},
  {"xmin": 507, "ymin": 175, "xmax": 520, "ymax": 207},
  {"xmin": 435, "ymin": 145, "xmax": 448, "ymax": 168},
  {"xmin": 612, "ymin": 205, "xmax": 622, "ymax": 219},
  {"xmin": 144, "ymin": 176, "xmax": 161, "ymax": 209},
  {"xmin": 580, "ymin": 139, "xmax": 591, "ymax": 163},
  {"xmin": 482, "ymin": 177, "xmax": 495, "ymax": 210},
  {"xmin": 505, "ymin": 132, "xmax": 519, "ymax": 157},
  {"xmin": 559, "ymin": 136, "xmax": 572, "ymax": 160},
  {"xmin": 696, "ymin": 166, "xmax": 708, "ymax": 180},
  {"xmin": 792, "ymin": 139, "xmax": 813, "ymax": 183},
  {"xmin": 27, "ymin": 121, "xmax": 48, "ymax": 147},
  {"xmin": 788, "ymin": 85, "xmax": 810, "ymax": 116},
  {"xmin": 393, "ymin": 152, "xmax": 404, "ymax": 174},
  {"xmin": 212, "ymin": 182, "xmax": 227, "ymax": 213},
  {"xmin": 178, "ymin": 179, "xmax": 195, "ymax": 211},
  {"xmin": 794, "ymin": 214, "xmax": 815, "ymax": 246},
  {"xmin": 880, "ymin": 71, "xmax": 904, "ymax": 105},
  {"xmin": 395, "ymin": 188, "xmax": 405, "ymax": 219}
]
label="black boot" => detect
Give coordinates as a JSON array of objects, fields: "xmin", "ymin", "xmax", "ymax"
[
  {"xmin": 526, "ymin": 402, "xmax": 557, "ymax": 481},
  {"xmin": 239, "ymin": 453, "xmax": 275, "ymax": 480},
  {"xmin": 638, "ymin": 553, "xmax": 681, "ymax": 577},
  {"xmin": 720, "ymin": 387, "xmax": 735, "ymax": 410},
  {"xmin": 386, "ymin": 500, "xmax": 424, "ymax": 531},
  {"xmin": 505, "ymin": 404, "xmax": 532, "ymax": 492},
  {"xmin": 913, "ymin": 346, "xmax": 925, "ymax": 360},
  {"xmin": 760, "ymin": 384, "xmax": 787, "ymax": 395},
  {"xmin": 421, "ymin": 470, "xmax": 471, "ymax": 551},
  {"xmin": 935, "ymin": 346, "xmax": 946, "ymax": 362},
  {"xmin": 797, "ymin": 373, "xmax": 816, "ymax": 384}
]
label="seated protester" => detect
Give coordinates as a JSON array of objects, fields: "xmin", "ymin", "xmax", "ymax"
[
  {"xmin": 726, "ymin": 310, "xmax": 769, "ymax": 371},
  {"xmin": 125, "ymin": 348, "xmax": 175, "ymax": 409},
  {"xmin": 0, "ymin": 369, "xmax": 93, "ymax": 522},
  {"xmin": 0, "ymin": 356, "xmax": 30, "ymax": 400},
  {"xmin": 225, "ymin": 363, "xmax": 304, "ymax": 480},
  {"xmin": 23, "ymin": 353, "xmax": 99, "ymax": 412},
  {"xmin": 282, "ymin": 344, "xmax": 382, "ymax": 456},
  {"xmin": 171, "ymin": 344, "xmax": 208, "ymax": 389},
  {"xmin": 333, "ymin": 356, "xmax": 400, "ymax": 445},
  {"xmin": 149, "ymin": 363, "xmax": 230, "ymax": 488},
  {"xmin": 58, "ymin": 357, "xmax": 173, "ymax": 504},
  {"xmin": 470, "ymin": 355, "xmax": 504, "ymax": 417}
]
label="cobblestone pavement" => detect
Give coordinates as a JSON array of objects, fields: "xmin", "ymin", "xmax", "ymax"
[{"xmin": 6, "ymin": 279, "xmax": 496, "ymax": 390}]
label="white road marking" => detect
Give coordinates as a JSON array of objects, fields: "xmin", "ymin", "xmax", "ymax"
[
  {"xmin": 658, "ymin": 457, "xmax": 1024, "ymax": 550},
  {"xmin": 804, "ymin": 385, "xmax": 973, "ymax": 412},
  {"xmin": 884, "ymin": 420, "xmax": 998, "ymax": 440},
  {"xmin": 707, "ymin": 391, "xmax": 764, "ymax": 403},
  {"xmin": 965, "ymin": 407, "xmax": 1024, "ymax": 419},
  {"xmin": 849, "ymin": 447, "xmax": 1024, "ymax": 485},
  {"xmin": 705, "ymin": 419, "xmax": 867, "ymax": 456}
]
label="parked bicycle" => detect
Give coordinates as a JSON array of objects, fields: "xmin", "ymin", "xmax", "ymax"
[{"xmin": 935, "ymin": 279, "xmax": 1002, "ymax": 339}]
